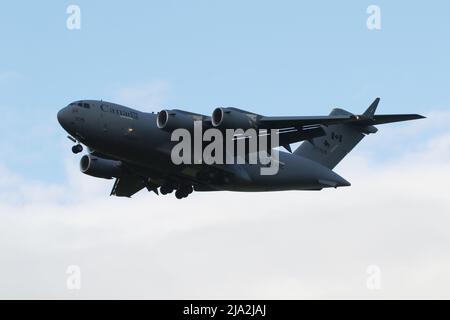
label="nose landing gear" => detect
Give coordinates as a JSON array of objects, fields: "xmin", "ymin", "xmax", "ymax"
[
  {"xmin": 68, "ymin": 136, "xmax": 83, "ymax": 154},
  {"xmin": 71, "ymin": 144, "xmax": 83, "ymax": 154}
]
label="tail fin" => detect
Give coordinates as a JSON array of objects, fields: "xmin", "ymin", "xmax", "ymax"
[
  {"xmin": 294, "ymin": 98, "xmax": 424, "ymax": 169},
  {"xmin": 363, "ymin": 97, "xmax": 380, "ymax": 118}
]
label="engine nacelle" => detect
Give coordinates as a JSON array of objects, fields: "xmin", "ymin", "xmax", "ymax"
[
  {"xmin": 80, "ymin": 154, "xmax": 122, "ymax": 179},
  {"xmin": 211, "ymin": 107, "xmax": 256, "ymax": 130},
  {"xmin": 157, "ymin": 109, "xmax": 194, "ymax": 131}
]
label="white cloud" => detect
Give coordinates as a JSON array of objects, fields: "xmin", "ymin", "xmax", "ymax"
[
  {"xmin": 0, "ymin": 117, "xmax": 449, "ymax": 299},
  {"xmin": 114, "ymin": 81, "xmax": 170, "ymax": 111}
]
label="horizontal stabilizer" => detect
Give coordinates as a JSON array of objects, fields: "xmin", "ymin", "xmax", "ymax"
[{"xmin": 294, "ymin": 98, "xmax": 425, "ymax": 169}]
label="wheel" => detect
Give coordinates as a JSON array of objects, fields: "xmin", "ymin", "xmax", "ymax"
[
  {"xmin": 160, "ymin": 186, "xmax": 173, "ymax": 195},
  {"xmin": 72, "ymin": 144, "xmax": 83, "ymax": 154},
  {"xmin": 175, "ymin": 190, "xmax": 184, "ymax": 199}
]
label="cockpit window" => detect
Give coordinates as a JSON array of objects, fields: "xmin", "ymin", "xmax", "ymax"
[{"xmin": 72, "ymin": 102, "xmax": 91, "ymax": 109}]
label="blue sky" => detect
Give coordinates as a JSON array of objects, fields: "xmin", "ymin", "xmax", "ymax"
[{"xmin": 0, "ymin": 1, "xmax": 449, "ymax": 182}]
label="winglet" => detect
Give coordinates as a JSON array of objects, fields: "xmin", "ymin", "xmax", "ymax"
[{"xmin": 363, "ymin": 97, "xmax": 380, "ymax": 118}]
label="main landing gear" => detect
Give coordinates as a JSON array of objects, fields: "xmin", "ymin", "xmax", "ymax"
[
  {"xmin": 174, "ymin": 185, "xmax": 193, "ymax": 199},
  {"xmin": 160, "ymin": 185, "xmax": 174, "ymax": 195},
  {"xmin": 159, "ymin": 184, "xmax": 193, "ymax": 199},
  {"xmin": 175, "ymin": 185, "xmax": 194, "ymax": 199}
]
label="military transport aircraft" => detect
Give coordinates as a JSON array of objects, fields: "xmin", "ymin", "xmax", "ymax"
[{"xmin": 57, "ymin": 98, "xmax": 424, "ymax": 199}]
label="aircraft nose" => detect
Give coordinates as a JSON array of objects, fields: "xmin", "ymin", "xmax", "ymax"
[{"xmin": 57, "ymin": 106, "xmax": 70, "ymax": 128}]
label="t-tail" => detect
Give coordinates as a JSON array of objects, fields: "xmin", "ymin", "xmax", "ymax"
[{"xmin": 294, "ymin": 98, "xmax": 425, "ymax": 169}]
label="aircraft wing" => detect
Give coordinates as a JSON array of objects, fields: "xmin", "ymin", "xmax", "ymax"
[
  {"xmin": 257, "ymin": 115, "xmax": 355, "ymax": 129},
  {"xmin": 257, "ymin": 113, "xmax": 424, "ymax": 129},
  {"xmin": 230, "ymin": 126, "xmax": 326, "ymax": 152},
  {"xmin": 351, "ymin": 114, "xmax": 425, "ymax": 126},
  {"xmin": 110, "ymin": 176, "xmax": 146, "ymax": 197}
]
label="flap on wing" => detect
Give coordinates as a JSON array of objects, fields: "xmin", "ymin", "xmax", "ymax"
[
  {"xmin": 277, "ymin": 126, "xmax": 325, "ymax": 146},
  {"xmin": 110, "ymin": 176, "xmax": 145, "ymax": 198}
]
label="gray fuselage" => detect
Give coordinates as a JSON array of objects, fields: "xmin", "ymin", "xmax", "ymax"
[{"xmin": 57, "ymin": 100, "xmax": 350, "ymax": 192}]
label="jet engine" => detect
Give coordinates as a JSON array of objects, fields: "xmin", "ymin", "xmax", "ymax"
[
  {"xmin": 80, "ymin": 154, "xmax": 122, "ymax": 179},
  {"xmin": 157, "ymin": 110, "xmax": 194, "ymax": 132},
  {"xmin": 211, "ymin": 107, "xmax": 257, "ymax": 130}
]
